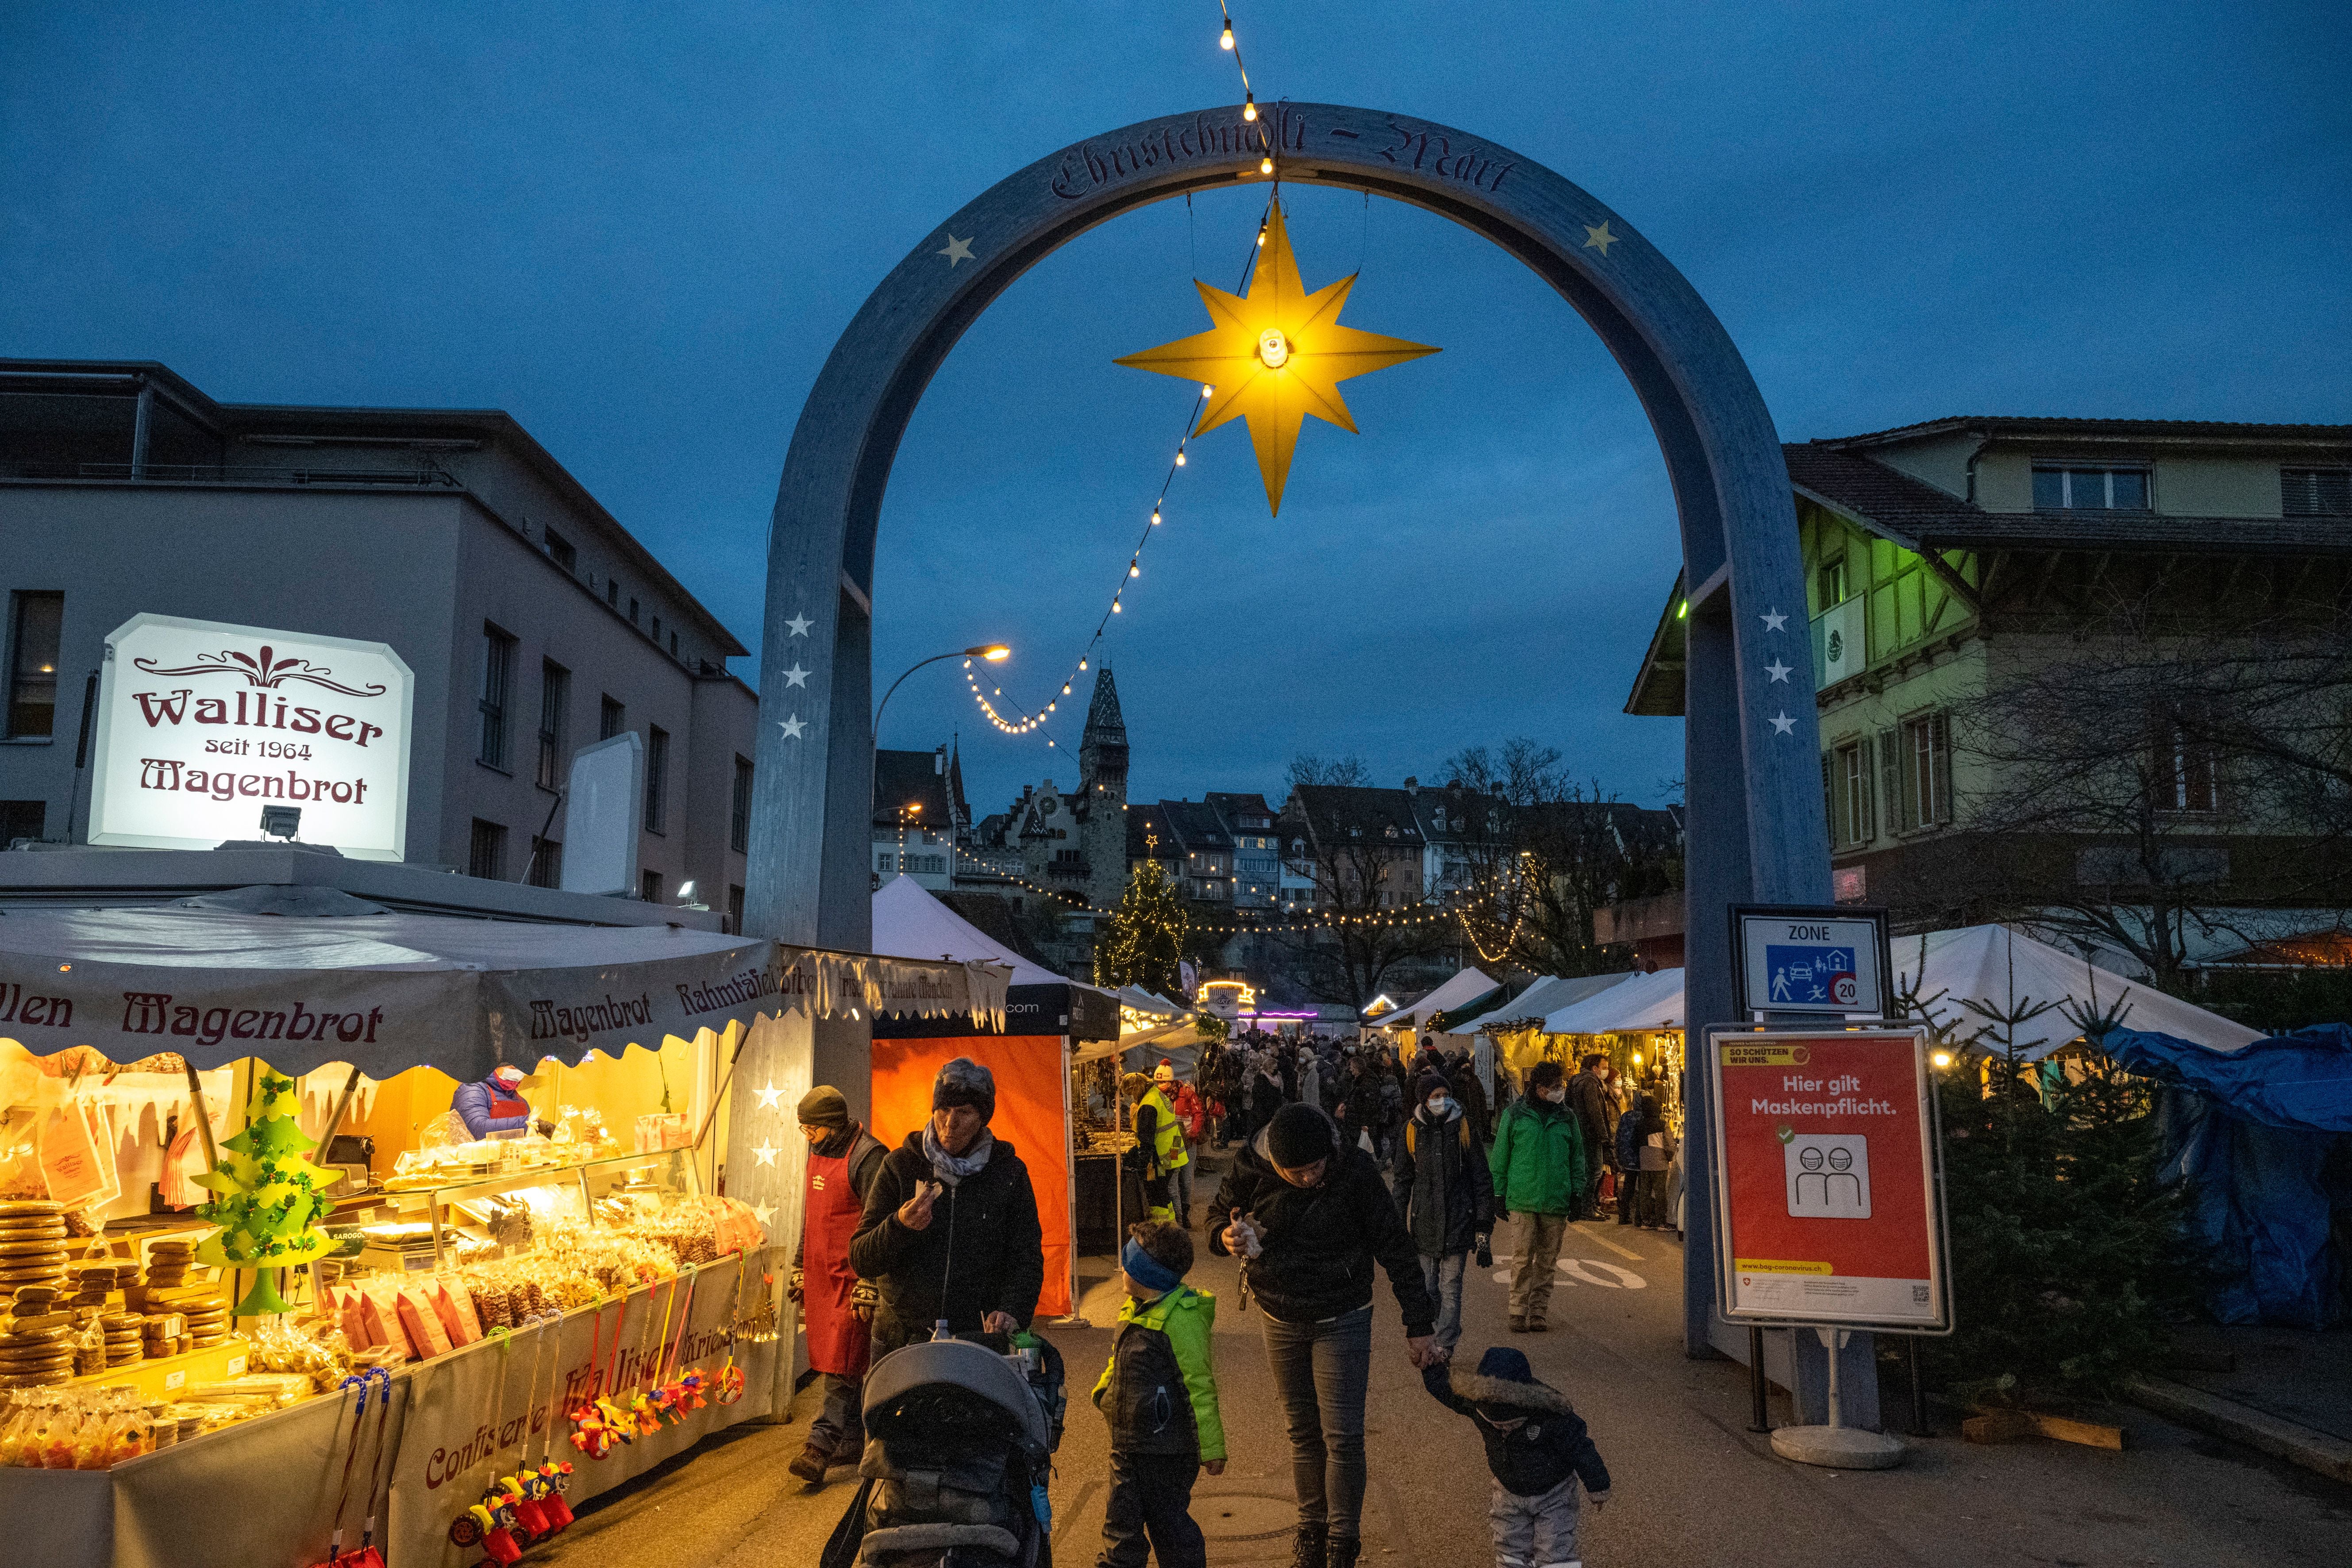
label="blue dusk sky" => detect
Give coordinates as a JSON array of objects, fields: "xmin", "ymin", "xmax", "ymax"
[{"xmin": 4, "ymin": 3, "xmax": 2344, "ymax": 821}]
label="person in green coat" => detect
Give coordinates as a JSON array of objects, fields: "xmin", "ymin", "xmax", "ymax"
[
  {"xmin": 1093, "ymin": 1220, "xmax": 1225, "ymax": 1568},
  {"xmin": 1488, "ymin": 1059, "xmax": 1587, "ymax": 1332}
]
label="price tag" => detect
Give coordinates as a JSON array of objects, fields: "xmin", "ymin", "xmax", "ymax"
[
  {"xmin": 224, "ymin": 1354, "xmax": 246, "ymax": 1377},
  {"xmin": 163, "ymin": 1370, "xmax": 186, "ymax": 1391}
]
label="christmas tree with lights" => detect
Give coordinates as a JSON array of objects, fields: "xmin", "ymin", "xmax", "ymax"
[{"xmin": 1096, "ymin": 855, "xmax": 1189, "ymax": 999}]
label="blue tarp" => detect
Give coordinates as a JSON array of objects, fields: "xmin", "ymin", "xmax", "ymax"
[
  {"xmin": 2104, "ymin": 1025, "xmax": 2352, "ymax": 1133},
  {"xmin": 2105, "ymin": 1027, "xmax": 2352, "ymax": 1329}
]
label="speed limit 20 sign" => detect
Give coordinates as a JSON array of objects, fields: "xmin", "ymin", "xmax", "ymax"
[{"xmin": 1732, "ymin": 906, "xmax": 1891, "ymax": 1017}]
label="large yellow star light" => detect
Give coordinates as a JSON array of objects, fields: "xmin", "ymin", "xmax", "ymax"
[{"xmin": 1115, "ymin": 202, "xmax": 1438, "ymax": 515}]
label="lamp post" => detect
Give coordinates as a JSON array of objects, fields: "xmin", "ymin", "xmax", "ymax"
[{"xmin": 874, "ymin": 643, "xmax": 1009, "ymax": 743}]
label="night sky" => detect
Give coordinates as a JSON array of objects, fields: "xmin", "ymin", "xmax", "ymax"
[{"xmin": 5, "ymin": 3, "xmax": 2344, "ymax": 823}]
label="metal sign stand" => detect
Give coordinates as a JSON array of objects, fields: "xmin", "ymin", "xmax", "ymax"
[{"xmin": 1770, "ymin": 1327, "xmax": 1904, "ymax": 1468}]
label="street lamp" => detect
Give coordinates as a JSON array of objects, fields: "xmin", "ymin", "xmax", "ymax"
[{"xmin": 874, "ymin": 644, "xmax": 1009, "ymax": 742}]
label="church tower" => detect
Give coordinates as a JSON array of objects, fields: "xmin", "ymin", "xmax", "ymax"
[{"xmin": 1077, "ymin": 666, "xmax": 1130, "ymax": 914}]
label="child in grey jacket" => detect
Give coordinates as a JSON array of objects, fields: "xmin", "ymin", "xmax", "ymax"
[{"xmin": 1424, "ymin": 1347, "xmax": 1611, "ymax": 1568}]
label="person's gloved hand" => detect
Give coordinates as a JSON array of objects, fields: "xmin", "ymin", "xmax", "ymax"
[
  {"xmin": 533, "ymin": 1118, "xmax": 556, "ymax": 1137},
  {"xmin": 849, "ymin": 1280, "xmax": 880, "ymax": 1323},
  {"xmin": 787, "ymin": 1267, "xmax": 805, "ymax": 1303}
]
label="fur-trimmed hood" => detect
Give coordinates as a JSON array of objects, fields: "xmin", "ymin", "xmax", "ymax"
[{"xmin": 1447, "ymin": 1371, "xmax": 1580, "ymax": 1418}]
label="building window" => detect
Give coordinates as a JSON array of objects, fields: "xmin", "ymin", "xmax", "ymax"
[
  {"xmin": 730, "ymin": 755, "xmax": 754, "ymax": 854},
  {"xmin": 535, "ymin": 661, "xmax": 569, "ymax": 790},
  {"xmin": 1, "ymin": 800, "xmax": 46, "ymax": 847},
  {"xmin": 2282, "ymin": 468, "xmax": 2351, "ymax": 517},
  {"xmin": 4, "ymin": 591, "xmax": 63, "ymax": 739},
  {"xmin": 727, "ymin": 884, "xmax": 744, "ymax": 935},
  {"xmin": 1827, "ymin": 739, "xmax": 1874, "ymax": 848},
  {"xmin": 651, "ymin": 614, "xmax": 662, "ymax": 643},
  {"xmin": 606, "ymin": 578, "xmax": 619, "ymax": 608},
  {"xmin": 600, "ymin": 696, "xmax": 625, "ymax": 741},
  {"xmin": 469, "ymin": 818, "xmax": 508, "ymax": 880},
  {"xmin": 643, "ymin": 726, "xmax": 668, "ymax": 833},
  {"xmin": 2032, "ymin": 466, "xmax": 2148, "ymax": 510},
  {"xmin": 543, "ymin": 528, "xmax": 577, "ymax": 571},
  {"xmin": 1818, "ymin": 556, "xmax": 1848, "ymax": 609},
  {"xmin": 2157, "ymin": 721, "xmax": 2218, "ymax": 813},
  {"xmin": 640, "ymin": 869, "xmax": 662, "ymax": 902},
  {"xmin": 478, "ymin": 624, "xmax": 516, "ymax": 769},
  {"xmin": 526, "ymin": 836, "xmax": 562, "ymax": 888},
  {"xmin": 628, "ymin": 597, "xmax": 640, "ymax": 626},
  {"xmin": 1897, "ymin": 713, "xmax": 1953, "ymax": 831},
  {"xmin": 668, "ymin": 631, "xmax": 679, "ymax": 657}
]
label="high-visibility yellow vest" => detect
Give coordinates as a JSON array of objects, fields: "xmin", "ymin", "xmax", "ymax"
[{"xmin": 1138, "ymin": 1085, "xmax": 1189, "ymax": 1171}]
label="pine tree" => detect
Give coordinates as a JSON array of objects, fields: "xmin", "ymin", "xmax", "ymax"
[
  {"xmin": 194, "ymin": 1070, "xmax": 334, "ymax": 1314},
  {"xmin": 1095, "ymin": 858, "xmax": 1189, "ymax": 998}
]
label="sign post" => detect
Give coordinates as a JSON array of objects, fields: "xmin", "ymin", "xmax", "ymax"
[{"xmin": 1708, "ymin": 1024, "xmax": 1948, "ymax": 1468}]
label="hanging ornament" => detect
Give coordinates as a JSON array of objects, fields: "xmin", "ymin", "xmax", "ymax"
[{"xmin": 1116, "ymin": 200, "xmax": 1438, "ymax": 515}]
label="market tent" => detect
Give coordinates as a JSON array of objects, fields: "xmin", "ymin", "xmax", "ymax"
[
  {"xmin": 1074, "ymin": 1016, "xmax": 1220, "ymax": 1074},
  {"xmin": 1370, "ymin": 967, "xmax": 1497, "ymax": 1032},
  {"xmin": 1543, "ymin": 967, "xmax": 1688, "ymax": 1034},
  {"xmin": 1455, "ymin": 973, "xmax": 1633, "ymax": 1033},
  {"xmin": 1114, "ymin": 986, "xmax": 1180, "ymax": 1017},
  {"xmin": 1893, "ymin": 925, "xmax": 2260, "ymax": 1062},
  {"xmin": 0, "ymin": 902, "xmax": 998, "ymax": 1082},
  {"xmin": 868, "ymin": 875, "xmax": 1098, "ymax": 1318}
]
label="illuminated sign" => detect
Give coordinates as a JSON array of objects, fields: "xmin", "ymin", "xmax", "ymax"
[{"xmin": 87, "ymin": 613, "xmax": 415, "ymax": 861}]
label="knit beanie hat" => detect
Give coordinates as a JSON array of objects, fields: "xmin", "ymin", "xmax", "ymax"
[
  {"xmin": 1266, "ymin": 1103, "xmax": 1334, "ymax": 1168},
  {"xmin": 932, "ymin": 1056, "xmax": 997, "ymax": 1122},
  {"xmin": 1413, "ymin": 1070, "xmax": 1448, "ymax": 1106},
  {"xmin": 797, "ymin": 1085, "xmax": 850, "ymax": 1132}
]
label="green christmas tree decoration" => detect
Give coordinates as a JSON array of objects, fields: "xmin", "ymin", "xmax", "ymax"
[
  {"xmin": 1094, "ymin": 856, "xmax": 1189, "ymax": 999},
  {"xmin": 194, "ymin": 1071, "xmax": 333, "ymax": 1314}
]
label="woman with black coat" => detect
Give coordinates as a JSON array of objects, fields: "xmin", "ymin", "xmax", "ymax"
[
  {"xmin": 1393, "ymin": 1071, "xmax": 1494, "ymax": 1358},
  {"xmin": 1210, "ymin": 1103, "xmax": 1436, "ymax": 1568}
]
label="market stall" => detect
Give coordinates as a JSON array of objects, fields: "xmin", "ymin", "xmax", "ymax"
[
  {"xmin": 869, "ymin": 877, "xmax": 1120, "ymax": 1319},
  {"xmin": 0, "ymin": 894, "xmax": 1001, "ymax": 1568}
]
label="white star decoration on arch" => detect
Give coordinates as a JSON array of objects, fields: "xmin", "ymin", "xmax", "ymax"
[
  {"xmin": 1769, "ymin": 711, "xmax": 1797, "ymax": 736},
  {"xmin": 752, "ymin": 1140, "xmax": 779, "ymax": 1167},
  {"xmin": 779, "ymin": 715, "xmax": 805, "ymax": 739},
  {"xmin": 753, "ymin": 1081, "xmax": 784, "ymax": 1110},
  {"xmin": 1761, "ymin": 608, "xmax": 1788, "ymax": 632},
  {"xmin": 938, "ymin": 235, "xmax": 974, "ymax": 266},
  {"xmin": 785, "ymin": 613, "xmax": 812, "ymax": 637},
  {"xmin": 782, "ymin": 663, "xmax": 811, "ymax": 688},
  {"xmin": 1765, "ymin": 660, "xmax": 1793, "ymax": 683}
]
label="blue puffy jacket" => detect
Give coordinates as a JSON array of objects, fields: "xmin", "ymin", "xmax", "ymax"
[{"xmin": 453, "ymin": 1078, "xmax": 532, "ymax": 1138}]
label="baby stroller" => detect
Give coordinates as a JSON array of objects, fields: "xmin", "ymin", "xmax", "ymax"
[{"xmin": 820, "ymin": 1333, "xmax": 1065, "ymax": 1568}]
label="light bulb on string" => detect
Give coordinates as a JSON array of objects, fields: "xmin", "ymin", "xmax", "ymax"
[
  {"xmin": 1129, "ymin": 562, "xmax": 1140, "ymax": 577},
  {"xmin": 1151, "ymin": 510, "xmax": 1161, "ymax": 525},
  {"xmin": 1243, "ymin": 94, "xmax": 1257, "ymax": 122},
  {"xmin": 1112, "ymin": 600, "xmax": 1122, "ymax": 613},
  {"xmin": 1175, "ymin": 451, "xmax": 1186, "ymax": 466},
  {"xmin": 1219, "ymin": 19, "xmax": 1233, "ymax": 49}
]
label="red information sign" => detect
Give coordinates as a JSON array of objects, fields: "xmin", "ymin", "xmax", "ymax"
[{"xmin": 1707, "ymin": 1026, "xmax": 1950, "ymax": 1331}]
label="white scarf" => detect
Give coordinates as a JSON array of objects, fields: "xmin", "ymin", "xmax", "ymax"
[{"xmin": 922, "ymin": 1125, "xmax": 995, "ymax": 1187}]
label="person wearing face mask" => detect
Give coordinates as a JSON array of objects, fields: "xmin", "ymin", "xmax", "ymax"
[
  {"xmin": 1211, "ymin": 1102, "xmax": 1436, "ymax": 1568},
  {"xmin": 1487, "ymin": 1060, "xmax": 1587, "ymax": 1333},
  {"xmin": 786, "ymin": 1086, "xmax": 888, "ymax": 1486},
  {"xmin": 1394, "ymin": 1071, "xmax": 1494, "ymax": 1359},
  {"xmin": 848, "ymin": 1057, "xmax": 1044, "ymax": 1358},
  {"xmin": 452, "ymin": 1064, "xmax": 554, "ymax": 1140}
]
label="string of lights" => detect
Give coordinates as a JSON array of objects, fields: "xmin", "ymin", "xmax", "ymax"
[
  {"xmin": 940, "ymin": 841, "xmax": 1462, "ymax": 937},
  {"xmin": 962, "ymin": 5, "xmax": 1278, "ymax": 745}
]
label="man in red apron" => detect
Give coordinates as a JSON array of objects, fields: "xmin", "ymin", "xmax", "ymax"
[
  {"xmin": 789, "ymin": 1085, "xmax": 886, "ymax": 1486},
  {"xmin": 453, "ymin": 1064, "xmax": 552, "ymax": 1140}
]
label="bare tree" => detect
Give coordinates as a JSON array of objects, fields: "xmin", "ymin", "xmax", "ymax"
[
  {"xmin": 1287, "ymin": 754, "xmax": 1374, "ymax": 789},
  {"xmin": 1440, "ymin": 741, "xmax": 1681, "ymax": 976},
  {"xmin": 1266, "ymin": 770, "xmax": 1447, "ymax": 1005},
  {"xmin": 1949, "ymin": 591, "xmax": 2352, "ymax": 982}
]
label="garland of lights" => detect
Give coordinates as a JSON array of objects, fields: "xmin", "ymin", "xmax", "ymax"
[
  {"xmin": 962, "ymin": 5, "xmax": 1280, "ymax": 747},
  {"xmin": 1449, "ymin": 850, "xmax": 1537, "ymax": 964},
  {"xmin": 945, "ymin": 843, "xmax": 1459, "ymax": 936}
]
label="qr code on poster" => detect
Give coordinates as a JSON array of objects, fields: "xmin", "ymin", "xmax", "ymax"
[{"xmin": 1911, "ymin": 1284, "xmax": 1930, "ymax": 1304}]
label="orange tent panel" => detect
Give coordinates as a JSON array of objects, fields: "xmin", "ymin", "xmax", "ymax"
[{"xmin": 869, "ymin": 1034, "xmax": 1070, "ymax": 1319}]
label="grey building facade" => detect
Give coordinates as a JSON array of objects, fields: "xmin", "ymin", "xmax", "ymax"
[{"xmin": 0, "ymin": 359, "xmax": 760, "ymax": 926}]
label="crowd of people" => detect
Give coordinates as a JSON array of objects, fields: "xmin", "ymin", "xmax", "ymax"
[{"xmin": 789, "ymin": 1035, "xmax": 1673, "ymax": 1568}]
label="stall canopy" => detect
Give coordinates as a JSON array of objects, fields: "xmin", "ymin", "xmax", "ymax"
[
  {"xmin": 870, "ymin": 875, "xmax": 1120, "ymax": 1040},
  {"xmin": 1893, "ymin": 925, "xmax": 2259, "ymax": 1062},
  {"xmin": 1543, "ymin": 967, "xmax": 1687, "ymax": 1034},
  {"xmin": 0, "ymin": 896, "xmax": 1004, "ymax": 1081},
  {"xmin": 1370, "ymin": 967, "xmax": 1496, "ymax": 1032},
  {"xmin": 1453, "ymin": 973, "xmax": 1632, "ymax": 1034}
]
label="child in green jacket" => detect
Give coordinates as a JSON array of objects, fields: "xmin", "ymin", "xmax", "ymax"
[{"xmin": 1091, "ymin": 1220, "xmax": 1225, "ymax": 1568}]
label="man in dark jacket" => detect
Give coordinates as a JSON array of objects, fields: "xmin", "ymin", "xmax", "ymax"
[
  {"xmin": 1567, "ymin": 1054, "xmax": 1622, "ymax": 1221},
  {"xmin": 1210, "ymin": 1103, "xmax": 1435, "ymax": 1568},
  {"xmin": 848, "ymin": 1057, "xmax": 1045, "ymax": 1357},
  {"xmin": 1447, "ymin": 1049, "xmax": 1493, "ymax": 1153},
  {"xmin": 1422, "ymin": 1346, "xmax": 1610, "ymax": 1568},
  {"xmin": 1393, "ymin": 1070, "xmax": 1493, "ymax": 1358}
]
